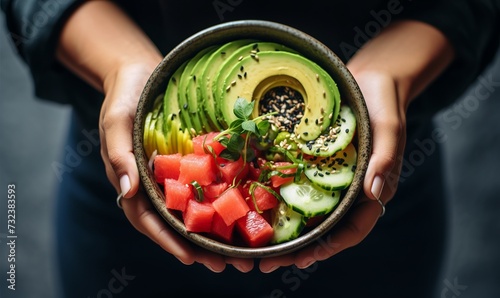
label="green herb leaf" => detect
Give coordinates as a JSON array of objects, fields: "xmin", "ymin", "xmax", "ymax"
[
  {"xmin": 227, "ymin": 134, "xmax": 245, "ymax": 152},
  {"xmin": 241, "ymin": 120, "xmax": 258, "ymax": 135},
  {"xmin": 219, "ymin": 148, "xmax": 240, "ymax": 161},
  {"xmin": 257, "ymin": 120, "xmax": 270, "ymax": 136},
  {"xmin": 233, "ymin": 98, "xmax": 254, "ymax": 119},
  {"xmin": 219, "ymin": 135, "xmax": 230, "ymax": 147}
]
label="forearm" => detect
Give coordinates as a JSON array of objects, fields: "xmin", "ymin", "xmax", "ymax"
[
  {"xmin": 347, "ymin": 20, "xmax": 455, "ymax": 109},
  {"xmin": 56, "ymin": 1, "xmax": 163, "ymax": 93}
]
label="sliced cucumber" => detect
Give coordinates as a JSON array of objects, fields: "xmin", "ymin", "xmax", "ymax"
[
  {"xmin": 304, "ymin": 142, "xmax": 357, "ymax": 191},
  {"xmin": 271, "ymin": 201, "xmax": 306, "ymax": 244},
  {"xmin": 297, "ymin": 105, "xmax": 356, "ymax": 157},
  {"xmin": 280, "ymin": 180, "xmax": 340, "ymax": 217}
]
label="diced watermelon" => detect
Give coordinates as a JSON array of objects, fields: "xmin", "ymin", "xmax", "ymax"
[
  {"xmin": 218, "ymin": 157, "xmax": 249, "ymax": 185},
  {"xmin": 183, "ymin": 199, "xmax": 215, "ymax": 233},
  {"xmin": 178, "ymin": 153, "xmax": 217, "ymax": 186},
  {"xmin": 210, "ymin": 212, "xmax": 235, "ymax": 244},
  {"xmin": 246, "ymin": 184, "xmax": 279, "ymax": 211},
  {"xmin": 154, "ymin": 153, "xmax": 182, "ymax": 183},
  {"xmin": 192, "ymin": 132, "xmax": 225, "ymax": 156},
  {"xmin": 270, "ymin": 162, "xmax": 296, "ymax": 188},
  {"xmin": 236, "ymin": 210, "xmax": 274, "ymax": 247},
  {"xmin": 203, "ymin": 182, "xmax": 229, "ymax": 202},
  {"xmin": 248, "ymin": 161, "xmax": 262, "ymax": 180},
  {"xmin": 164, "ymin": 178, "xmax": 193, "ymax": 212},
  {"xmin": 212, "ymin": 187, "xmax": 250, "ymax": 226}
]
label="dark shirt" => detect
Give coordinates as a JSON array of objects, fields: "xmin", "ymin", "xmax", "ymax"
[{"xmin": 2, "ymin": 0, "xmax": 500, "ymax": 128}]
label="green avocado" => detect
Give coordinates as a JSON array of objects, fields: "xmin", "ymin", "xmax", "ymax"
[
  {"xmin": 213, "ymin": 42, "xmax": 297, "ymax": 128},
  {"xmin": 199, "ymin": 39, "xmax": 257, "ymax": 131},
  {"xmin": 164, "ymin": 61, "xmax": 187, "ymax": 129},
  {"xmin": 177, "ymin": 46, "xmax": 216, "ymax": 134},
  {"xmin": 219, "ymin": 50, "xmax": 340, "ymax": 141},
  {"xmin": 185, "ymin": 46, "xmax": 218, "ymax": 134}
]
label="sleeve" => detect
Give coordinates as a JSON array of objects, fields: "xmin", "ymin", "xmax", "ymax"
[
  {"xmin": 0, "ymin": 0, "xmax": 87, "ymax": 103},
  {"xmin": 399, "ymin": 0, "xmax": 500, "ymax": 109}
]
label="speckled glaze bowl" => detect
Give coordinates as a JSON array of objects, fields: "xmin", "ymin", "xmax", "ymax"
[{"xmin": 133, "ymin": 20, "xmax": 371, "ymax": 258}]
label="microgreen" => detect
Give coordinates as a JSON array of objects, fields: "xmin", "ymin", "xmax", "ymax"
[{"xmin": 214, "ymin": 97, "xmax": 275, "ymax": 162}]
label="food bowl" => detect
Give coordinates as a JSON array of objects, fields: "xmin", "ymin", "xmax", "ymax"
[{"xmin": 133, "ymin": 20, "xmax": 371, "ymax": 258}]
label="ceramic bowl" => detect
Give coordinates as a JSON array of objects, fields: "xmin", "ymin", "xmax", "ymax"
[{"xmin": 133, "ymin": 20, "xmax": 371, "ymax": 258}]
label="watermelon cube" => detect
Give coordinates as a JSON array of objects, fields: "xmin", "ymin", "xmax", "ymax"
[
  {"xmin": 178, "ymin": 153, "xmax": 217, "ymax": 186},
  {"xmin": 212, "ymin": 187, "xmax": 250, "ymax": 226},
  {"xmin": 246, "ymin": 184, "xmax": 279, "ymax": 211},
  {"xmin": 218, "ymin": 157, "xmax": 249, "ymax": 185},
  {"xmin": 183, "ymin": 200, "xmax": 215, "ymax": 233},
  {"xmin": 270, "ymin": 162, "xmax": 296, "ymax": 188},
  {"xmin": 164, "ymin": 178, "xmax": 193, "ymax": 212},
  {"xmin": 192, "ymin": 132, "xmax": 225, "ymax": 156},
  {"xmin": 210, "ymin": 212, "xmax": 235, "ymax": 244},
  {"xmin": 203, "ymin": 182, "xmax": 229, "ymax": 202},
  {"xmin": 236, "ymin": 211, "xmax": 274, "ymax": 247},
  {"xmin": 154, "ymin": 153, "xmax": 182, "ymax": 183}
]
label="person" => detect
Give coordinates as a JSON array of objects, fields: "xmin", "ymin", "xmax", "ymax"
[{"xmin": 2, "ymin": 0, "xmax": 499, "ymax": 297}]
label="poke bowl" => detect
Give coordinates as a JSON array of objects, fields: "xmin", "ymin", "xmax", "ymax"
[{"xmin": 133, "ymin": 20, "xmax": 371, "ymax": 258}]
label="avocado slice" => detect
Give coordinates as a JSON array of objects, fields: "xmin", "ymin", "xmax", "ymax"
[
  {"xmin": 219, "ymin": 50, "xmax": 340, "ymax": 141},
  {"xmin": 164, "ymin": 61, "xmax": 187, "ymax": 130},
  {"xmin": 186, "ymin": 46, "xmax": 219, "ymax": 134},
  {"xmin": 177, "ymin": 46, "xmax": 216, "ymax": 134},
  {"xmin": 213, "ymin": 42, "xmax": 297, "ymax": 128},
  {"xmin": 199, "ymin": 39, "xmax": 257, "ymax": 131}
]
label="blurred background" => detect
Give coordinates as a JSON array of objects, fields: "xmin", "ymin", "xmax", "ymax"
[{"xmin": 1, "ymin": 12, "xmax": 499, "ymax": 298}]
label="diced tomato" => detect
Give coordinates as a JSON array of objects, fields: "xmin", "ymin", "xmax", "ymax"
[
  {"xmin": 218, "ymin": 157, "xmax": 249, "ymax": 185},
  {"xmin": 269, "ymin": 162, "xmax": 296, "ymax": 188},
  {"xmin": 178, "ymin": 153, "xmax": 217, "ymax": 186},
  {"xmin": 183, "ymin": 199, "xmax": 215, "ymax": 233},
  {"xmin": 212, "ymin": 187, "xmax": 250, "ymax": 226},
  {"xmin": 246, "ymin": 184, "xmax": 279, "ymax": 211},
  {"xmin": 192, "ymin": 132, "xmax": 225, "ymax": 156},
  {"xmin": 210, "ymin": 212, "xmax": 235, "ymax": 244},
  {"xmin": 236, "ymin": 210, "xmax": 274, "ymax": 247},
  {"xmin": 164, "ymin": 178, "xmax": 193, "ymax": 212},
  {"xmin": 203, "ymin": 182, "xmax": 229, "ymax": 202},
  {"xmin": 154, "ymin": 153, "xmax": 182, "ymax": 183}
]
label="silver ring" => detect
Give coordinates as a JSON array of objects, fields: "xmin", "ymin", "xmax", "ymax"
[
  {"xmin": 116, "ymin": 193, "xmax": 123, "ymax": 209},
  {"xmin": 376, "ymin": 198, "xmax": 385, "ymax": 217}
]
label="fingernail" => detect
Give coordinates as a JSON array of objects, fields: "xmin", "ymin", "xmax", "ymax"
[
  {"xmin": 371, "ymin": 175, "xmax": 385, "ymax": 200},
  {"xmin": 120, "ymin": 175, "xmax": 131, "ymax": 197},
  {"xmin": 233, "ymin": 264, "xmax": 248, "ymax": 272},
  {"xmin": 204, "ymin": 264, "xmax": 221, "ymax": 273},
  {"xmin": 262, "ymin": 266, "xmax": 279, "ymax": 273}
]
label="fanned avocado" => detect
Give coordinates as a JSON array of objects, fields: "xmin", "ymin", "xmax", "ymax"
[
  {"xmin": 164, "ymin": 61, "xmax": 187, "ymax": 129},
  {"xmin": 177, "ymin": 46, "xmax": 216, "ymax": 134},
  {"xmin": 199, "ymin": 39, "xmax": 257, "ymax": 131},
  {"xmin": 185, "ymin": 46, "xmax": 218, "ymax": 134},
  {"xmin": 219, "ymin": 50, "xmax": 340, "ymax": 141},
  {"xmin": 213, "ymin": 42, "xmax": 297, "ymax": 128}
]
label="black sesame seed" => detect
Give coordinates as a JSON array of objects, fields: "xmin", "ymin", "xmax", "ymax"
[
  {"xmin": 345, "ymin": 128, "xmax": 350, "ymax": 133},
  {"xmin": 183, "ymin": 103, "xmax": 188, "ymax": 109},
  {"xmin": 318, "ymin": 173, "xmax": 324, "ymax": 177}
]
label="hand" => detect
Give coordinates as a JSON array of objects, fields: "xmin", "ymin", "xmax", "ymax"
[
  {"xmin": 99, "ymin": 62, "xmax": 255, "ymax": 273},
  {"xmin": 57, "ymin": 1, "xmax": 255, "ymax": 273},
  {"xmin": 259, "ymin": 20, "xmax": 454, "ymax": 272},
  {"xmin": 259, "ymin": 70, "xmax": 407, "ymax": 272}
]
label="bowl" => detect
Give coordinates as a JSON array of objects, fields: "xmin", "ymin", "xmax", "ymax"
[{"xmin": 133, "ymin": 20, "xmax": 371, "ymax": 258}]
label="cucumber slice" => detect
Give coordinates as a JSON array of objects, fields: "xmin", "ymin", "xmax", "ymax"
[
  {"xmin": 271, "ymin": 201, "xmax": 306, "ymax": 244},
  {"xmin": 297, "ymin": 105, "xmax": 356, "ymax": 157},
  {"xmin": 304, "ymin": 142, "xmax": 357, "ymax": 191},
  {"xmin": 280, "ymin": 180, "xmax": 340, "ymax": 217}
]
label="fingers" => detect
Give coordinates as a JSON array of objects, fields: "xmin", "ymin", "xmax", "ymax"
[
  {"xmin": 259, "ymin": 196, "xmax": 382, "ymax": 273},
  {"xmin": 121, "ymin": 192, "xmax": 197, "ymax": 265},
  {"xmin": 351, "ymin": 71, "xmax": 405, "ymax": 201},
  {"xmin": 99, "ymin": 64, "xmax": 156, "ymax": 198},
  {"xmin": 225, "ymin": 257, "xmax": 255, "ymax": 273}
]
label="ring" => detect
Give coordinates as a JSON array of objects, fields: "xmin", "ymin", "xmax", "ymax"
[
  {"xmin": 376, "ymin": 198, "xmax": 385, "ymax": 217},
  {"xmin": 116, "ymin": 193, "xmax": 123, "ymax": 209}
]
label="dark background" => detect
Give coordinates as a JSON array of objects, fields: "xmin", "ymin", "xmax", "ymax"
[{"xmin": 1, "ymin": 12, "xmax": 499, "ymax": 298}]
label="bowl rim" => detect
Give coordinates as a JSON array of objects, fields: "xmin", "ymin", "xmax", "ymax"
[{"xmin": 133, "ymin": 19, "xmax": 371, "ymax": 258}]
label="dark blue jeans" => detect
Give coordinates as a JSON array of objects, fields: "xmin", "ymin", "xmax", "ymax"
[{"xmin": 55, "ymin": 111, "xmax": 446, "ymax": 298}]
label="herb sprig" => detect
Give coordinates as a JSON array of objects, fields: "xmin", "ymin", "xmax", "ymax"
[{"xmin": 214, "ymin": 97, "xmax": 274, "ymax": 162}]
